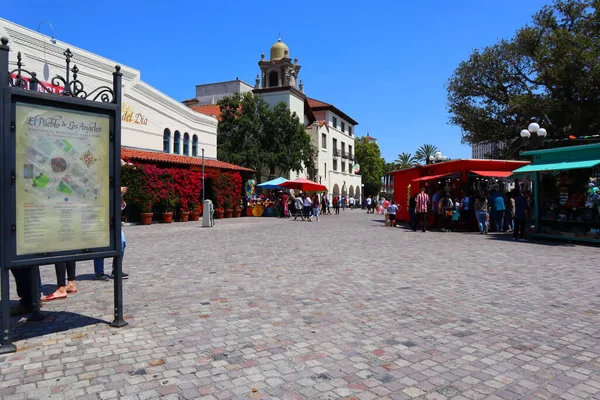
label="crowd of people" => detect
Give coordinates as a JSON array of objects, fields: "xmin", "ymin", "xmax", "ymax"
[
  {"xmin": 264, "ymin": 191, "xmax": 364, "ymax": 221},
  {"xmin": 405, "ymin": 186, "xmax": 532, "ymax": 240}
]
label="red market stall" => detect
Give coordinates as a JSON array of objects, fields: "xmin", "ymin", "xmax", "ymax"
[{"xmin": 390, "ymin": 159, "xmax": 529, "ymax": 224}]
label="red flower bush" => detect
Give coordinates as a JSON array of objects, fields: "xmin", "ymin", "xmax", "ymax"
[
  {"xmin": 212, "ymin": 172, "xmax": 242, "ymax": 209},
  {"xmin": 121, "ymin": 163, "xmax": 242, "ymax": 217}
]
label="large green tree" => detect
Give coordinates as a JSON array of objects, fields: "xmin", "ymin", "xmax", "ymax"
[
  {"xmin": 355, "ymin": 137, "xmax": 385, "ymax": 196},
  {"xmin": 447, "ymin": 0, "xmax": 600, "ymax": 156},
  {"xmin": 217, "ymin": 92, "xmax": 315, "ymax": 180}
]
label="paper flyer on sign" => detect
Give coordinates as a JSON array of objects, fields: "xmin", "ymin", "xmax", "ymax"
[{"xmin": 15, "ymin": 103, "xmax": 110, "ymax": 255}]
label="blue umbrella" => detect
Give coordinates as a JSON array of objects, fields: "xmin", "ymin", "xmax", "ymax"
[{"xmin": 257, "ymin": 177, "xmax": 288, "ymax": 189}]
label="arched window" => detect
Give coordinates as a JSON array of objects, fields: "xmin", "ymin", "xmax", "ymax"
[
  {"xmin": 192, "ymin": 135, "xmax": 198, "ymax": 157},
  {"xmin": 268, "ymin": 71, "xmax": 278, "ymax": 87},
  {"xmin": 163, "ymin": 128, "xmax": 171, "ymax": 153},
  {"xmin": 174, "ymin": 130, "xmax": 181, "ymax": 154},
  {"xmin": 183, "ymin": 132, "xmax": 190, "ymax": 156}
]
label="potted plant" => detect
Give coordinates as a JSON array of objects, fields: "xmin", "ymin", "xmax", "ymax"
[
  {"xmin": 215, "ymin": 207, "xmax": 225, "ymax": 219},
  {"xmin": 178, "ymin": 196, "xmax": 190, "ymax": 222},
  {"xmin": 224, "ymin": 198, "xmax": 234, "ymax": 218},
  {"xmin": 158, "ymin": 192, "xmax": 177, "ymax": 223},
  {"xmin": 190, "ymin": 202, "xmax": 201, "ymax": 221},
  {"xmin": 233, "ymin": 198, "xmax": 243, "ymax": 218},
  {"xmin": 140, "ymin": 200, "xmax": 154, "ymax": 225}
]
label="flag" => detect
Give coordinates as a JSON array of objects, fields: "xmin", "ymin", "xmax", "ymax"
[{"xmin": 352, "ymin": 163, "xmax": 360, "ymax": 174}]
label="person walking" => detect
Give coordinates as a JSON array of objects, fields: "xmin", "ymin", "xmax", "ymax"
[
  {"xmin": 95, "ymin": 187, "xmax": 129, "ymax": 281},
  {"xmin": 294, "ymin": 193, "xmax": 305, "ymax": 220},
  {"xmin": 488, "ymin": 189, "xmax": 506, "ymax": 232},
  {"xmin": 513, "ymin": 189, "xmax": 529, "ymax": 241},
  {"xmin": 288, "ymin": 192, "xmax": 296, "ymax": 218},
  {"xmin": 439, "ymin": 192, "xmax": 453, "ymax": 232},
  {"xmin": 431, "ymin": 189, "xmax": 441, "ymax": 230},
  {"xmin": 474, "ymin": 191, "xmax": 489, "ymax": 234},
  {"xmin": 333, "ymin": 196, "xmax": 340, "ymax": 214},
  {"xmin": 303, "ymin": 193, "xmax": 313, "ymax": 221},
  {"xmin": 408, "ymin": 193, "xmax": 417, "ymax": 230},
  {"xmin": 366, "ymin": 196, "xmax": 372, "ymax": 213},
  {"xmin": 311, "ymin": 193, "xmax": 320, "ymax": 222},
  {"xmin": 414, "ymin": 187, "xmax": 429, "ymax": 232},
  {"xmin": 505, "ymin": 191, "xmax": 515, "ymax": 232},
  {"xmin": 341, "ymin": 196, "xmax": 346, "ymax": 211},
  {"xmin": 460, "ymin": 191, "xmax": 473, "ymax": 231},
  {"xmin": 321, "ymin": 192, "xmax": 327, "ymax": 215},
  {"xmin": 387, "ymin": 200, "xmax": 399, "ymax": 228},
  {"xmin": 280, "ymin": 191, "xmax": 288, "ymax": 218}
]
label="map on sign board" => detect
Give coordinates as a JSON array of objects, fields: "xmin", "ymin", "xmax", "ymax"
[{"xmin": 15, "ymin": 103, "xmax": 110, "ymax": 255}]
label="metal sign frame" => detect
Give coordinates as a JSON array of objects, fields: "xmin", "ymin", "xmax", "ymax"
[{"xmin": 0, "ymin": 37, "xmax": 127, "ymax": 354}]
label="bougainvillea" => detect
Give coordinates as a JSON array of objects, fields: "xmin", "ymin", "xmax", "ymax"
[
  {"xmin": 121, "ymin": 163, "xmax": 242, "ymax": 217},
  {"xmin": 121, "ymin": 164, "xmax": 155, "ymax": 212},
  {"xmin": 212, "ymin": 172, "xmax": 242, "ymax": 210}
]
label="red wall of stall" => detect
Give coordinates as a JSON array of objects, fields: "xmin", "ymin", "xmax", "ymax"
[{"xmin": 391, "ymin": 159, "xmax": 529, "ymax": 222}]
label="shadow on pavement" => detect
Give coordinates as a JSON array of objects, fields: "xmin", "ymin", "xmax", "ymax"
[
  {"xmin": 483, "ymin": 234, "xmax": 582, "ymax": 247},
  {"xmin": 1, "ymin": 309, "xmax": 109, "ymax": 342}
]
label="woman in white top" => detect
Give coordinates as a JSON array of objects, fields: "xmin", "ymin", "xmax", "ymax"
[{"xmin": 303, "ymin": 194, "xmax": 312, "ymax": 221}]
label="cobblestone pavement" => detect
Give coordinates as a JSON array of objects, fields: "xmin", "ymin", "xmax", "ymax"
[{"xmin": 1, "ymin": 210, "xmax": 600, "ymax": 400}]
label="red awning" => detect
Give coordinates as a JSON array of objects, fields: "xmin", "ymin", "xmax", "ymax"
[
  {"xmin": 412, "ymin": 173, "xmax": 452, "ymax": 182},
  {"xmin": 470, "ymin": 170, "xmax": 514, "ymax": 178},
  {"xmin": 279, "ymin": 178, "xmax": 327, "ymax": 192}
]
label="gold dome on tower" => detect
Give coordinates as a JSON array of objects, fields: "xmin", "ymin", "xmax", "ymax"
[{"xmin": 270, "ymin": 37, "xmax": 289, "ymax": 60}]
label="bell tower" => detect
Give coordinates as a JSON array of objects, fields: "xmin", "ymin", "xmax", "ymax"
[{"xmin": 258, "ymin": 36, "xmax": 301, "ymax": 89}]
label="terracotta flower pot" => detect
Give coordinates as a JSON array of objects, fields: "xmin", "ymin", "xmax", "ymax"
[
  {"xmin": 233, "ymin": 209, "xmax": 242, "ymax": 218},
  {"xmin": 224, "ymin": 209, "xmax": 233, "ymax": 218},
  {"xmin": 161, "ymin": 212, "xmax": 173, "ymax": 223},
  {"xmin": 140, "ymin": 212, "xmax": 153, "ymax": 225},
  {"xmin": 215, "ymin": 210, "xmax": 224, "ymax": 219},
  {"xmin": 190, "ymin": 211, "xmax": 201, "ymax": 221},
  {"xmin": 180, "ymin": 211, "xmax": 190, "ymax": 222}
]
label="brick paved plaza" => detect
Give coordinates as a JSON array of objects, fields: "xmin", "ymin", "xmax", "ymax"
[{"xmin": 1, "ymin": 211, "xmax": 600, "ymax": 400}]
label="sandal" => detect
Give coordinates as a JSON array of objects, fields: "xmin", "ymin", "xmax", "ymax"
[
  {"xmin": 41, "ymin": 292, "xmax": 67, "ymax": 302},
  {"xmin": 66, "ymin": 288, "xmax": 77, "ymax": 294}
]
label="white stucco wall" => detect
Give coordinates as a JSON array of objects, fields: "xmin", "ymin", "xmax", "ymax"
[
  {"xmin": 0, "ymin": 18, "xmax": 218, "ymax": 159},
  {"xmin": 259, "ymin": 91, "xmax": 305, "ymax": 124}
]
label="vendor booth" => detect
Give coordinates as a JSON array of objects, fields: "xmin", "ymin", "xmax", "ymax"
[
  {"xmin": 512, "ymin": 143, "xmax": 600, "ymax": 244},
  {"xmin": 390, "ymin": 159, "xmax": 529, "ymax": 226}
]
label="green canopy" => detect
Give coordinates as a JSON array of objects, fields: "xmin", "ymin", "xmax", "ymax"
[{"xmin": 512, "ymin": 159, "xmax": 600, "ymax": 173}]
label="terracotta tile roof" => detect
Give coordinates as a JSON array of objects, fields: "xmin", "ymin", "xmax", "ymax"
[
  {"xmin": 120, "ymin": 147, "xmax": 255, "ymax": 172},
  {"xmin": 306, "ymin": 120, "xmax": 327, "ymax": 129},
  {"xmin": 189, "ymin": 104, "xmax": 222, "ymax": 119},
  {"xmin": 365, "ymin": 135, "xmax": 377, "ymax": 140},
  {"xmin": 306, "ymin": 97, "xmax": 358, "ymax": 125},
  {"xmin": 307, "ymin": 98, "xmax": 331, "ymax": 108},
  {"xmin": 182, "ymin": 98, "xmax": 199, "ymax": 105}
]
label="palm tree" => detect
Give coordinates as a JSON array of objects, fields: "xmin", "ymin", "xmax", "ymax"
[
  {"xmin": 395, "ymin": 152, "xmax": 417, "ymax": 169},
  {"xmin": 415, "ymin": 144, "xmax": 439, "ymax": 165}
]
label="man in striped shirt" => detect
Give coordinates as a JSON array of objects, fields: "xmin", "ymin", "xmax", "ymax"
[{"xmin": 414, "ymin": 187, "xmax": 430, "ymax": 232}]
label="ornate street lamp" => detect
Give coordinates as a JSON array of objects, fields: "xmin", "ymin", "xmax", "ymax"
[
  {"xmin": 520, "ymin": 120, "xmax": 548, "ymax": 149},
  {"xmin": 429, "ymin": 151, "xmax": 448, "ymax": 163}
]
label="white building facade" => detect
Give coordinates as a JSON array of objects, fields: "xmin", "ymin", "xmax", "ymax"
[
  {"xmin": 186, "ymin": 38, "xmax": 362, "ymax": 200},
  {"xmin": 0, "ymin": 18, "xmax": 219, "ymax": 160}
]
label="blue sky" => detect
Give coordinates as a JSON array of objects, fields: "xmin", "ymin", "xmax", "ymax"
[{"xmin": 4, "ymin": 0, "xmax": 550, "ymax": 162}]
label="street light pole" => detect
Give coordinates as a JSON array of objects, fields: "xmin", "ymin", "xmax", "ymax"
[{"xmin": 202, "ymin": 148, "xmax": 205, "ymax": 203}]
